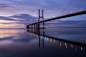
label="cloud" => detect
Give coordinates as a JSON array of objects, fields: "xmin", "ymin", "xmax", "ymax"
[
  {"xmin": 0, "ymin": 14, "xmax": 37, "ymax": 25},
  {"xmin": 0, "ymin": 4, "xmax": 10, "ymax": 8},
  {"xmin": 10, "ymin": 14, "xmax": 37, "ymax": 25},
  {"xmin": 10, "ymin": 14, "xmax": 37, "ymax": 21},
  {"xmin": 0, "ymin": 0, "xmax": 86, "ymax": 17},
  {"xmin": 0, "ymin": 14, "xmax": 37, "ymax": 21},
  {"xmin": 0, "ymin": 16, "xmax": 16, "ymax": 21}
]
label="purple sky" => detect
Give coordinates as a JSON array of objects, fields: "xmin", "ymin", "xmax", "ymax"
[{"xmin": 0, "ymin": 0, "xmax": 86, "ymax": 28}]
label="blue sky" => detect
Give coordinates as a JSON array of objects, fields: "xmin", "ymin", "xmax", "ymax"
[{"xmin": 0, "ymin": 0, "xmax": 86, "ymax": 28}]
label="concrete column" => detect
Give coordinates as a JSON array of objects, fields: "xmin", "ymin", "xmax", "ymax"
[{"xmin": 34, "ymin": 24, "xmax": 35, "ymax": 33}]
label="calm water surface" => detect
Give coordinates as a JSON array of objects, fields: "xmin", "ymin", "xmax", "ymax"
[{"xmin": 0, "ymin": 28, "xmax": 86, "ymax": 57}]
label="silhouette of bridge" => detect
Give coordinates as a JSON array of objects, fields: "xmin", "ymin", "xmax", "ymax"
[{"xmin": 26, "ymin": 9, "xmax": 86, "ymax": 29}]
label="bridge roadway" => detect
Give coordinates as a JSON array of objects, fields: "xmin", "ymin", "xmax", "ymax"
[{"xmin": 27, "ymin": 10, "xmax": 86, "ymax": 26}]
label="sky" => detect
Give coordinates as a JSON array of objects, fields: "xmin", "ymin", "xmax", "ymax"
[{"xmin": 0, "ymin": 0, "xmax": 86, "ymax": 28}]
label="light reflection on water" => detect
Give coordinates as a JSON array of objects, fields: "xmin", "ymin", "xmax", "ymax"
[
  {"xmin": 0, "ymin": 28, "xmax": 86, "ymax": 57},
  {"xmin": 0, "ymin": 29, "xmax": 25, "ymax": 38}
]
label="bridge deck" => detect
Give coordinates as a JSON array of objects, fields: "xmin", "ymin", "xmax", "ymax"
[{"xmin": 27, "ymin": 10, "xmax": 86, "ymax": 26}]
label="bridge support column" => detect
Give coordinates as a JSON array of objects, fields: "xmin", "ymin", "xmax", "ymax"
[
  {"xmin": 34, "ymin": 24, "xmax": 35, "ymax": 33},
  {"xmin": 31, "ymin": 25, "xmax": 33, "ymax": 32},
  {"xmin": 26, "ymin": 25, "xmax": 29, "ymax": 29},
  {"xmin": 29, "ymin": 25, "xmax": 30, "ymax": 29},
  {"xmin": 38, "ymin": 22, "xmax": 40, "ymax": 35},
  {"xmin": 36, "ymin": 23, "xmax": 37, "ymax": 29},
  {"xmin": 30, "ymin": 25, "xmax": 31, "ymax": 31},
  {"xmin": 32, "ymin": 25, "xmax": 33, "ymax": 29},
  {"xmin": 36, "ymin": 23, "xmax": 38, "ymax": 33},
  {"xmin": 42, "ymin": 9, "xmax": 45, "ymax": 29}
]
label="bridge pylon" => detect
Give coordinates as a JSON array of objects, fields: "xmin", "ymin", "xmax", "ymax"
[{"xmin": 38, "ymin": 9, "xmax": 45, "ymax": 29}]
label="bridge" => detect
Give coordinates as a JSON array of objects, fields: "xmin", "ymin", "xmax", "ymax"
[{"xmin": 26, "ymin": 9, "xmax": 86, "ymax": 29}]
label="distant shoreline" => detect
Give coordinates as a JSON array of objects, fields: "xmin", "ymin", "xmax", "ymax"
[
  {"xmin": 0, "ymin": 27, "xmax": 86, "ymax": 29},
  {"xmin": 0, "ymin": 28, "xmax": 26, "ymax": 29}
]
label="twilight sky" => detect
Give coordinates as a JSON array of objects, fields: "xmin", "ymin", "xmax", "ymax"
[{"xmin": 0, "ymin": 0, "xmax": 86, "ymax": 28}]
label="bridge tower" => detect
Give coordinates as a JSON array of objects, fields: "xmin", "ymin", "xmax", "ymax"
[{"xmin": 38, "ymin": 9, "xmax": 45, "ymax": 29}]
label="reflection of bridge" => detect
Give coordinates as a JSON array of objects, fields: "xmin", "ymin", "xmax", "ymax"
[
  {"xmin": 27, "ymin": 29, "xmax": 85, "ymax": 52},
  {"xmin": 26, "ymin": 9, "xmax": 86, "ymax": 29}
]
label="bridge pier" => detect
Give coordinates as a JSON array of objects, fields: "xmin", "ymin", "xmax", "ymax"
[
  {"xmin": 38, "ymin": 22, "xmax": 40, "ymax": 35},
  {"xmin": 31, "ymin": 24, "xmax": 33, "ymax": 32},
  {"xmin": 34, "ymin": 24, "xmax": 35, "ymax": 33},
  {"xmin": 42, "ymin": 9, "xmax": 45, "ymax": 29},
  {"xmin": 32, "ymin": 25, "xmax": 33, "ymax": 29},
  {"xmin": 36, "ymin": 23, "xmax": 37, "ymax": 29},
  {"xmin": 36, "ymin": 23, "xmax": 38, "ymax": 33},
  {"xmin": 26, "ymin": 25, "xmax": 30, "ymax": 29}
]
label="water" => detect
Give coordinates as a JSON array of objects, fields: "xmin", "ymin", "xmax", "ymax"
[{"xmin": 0, "ymin": 28, "xmax": 86, "ymax": 57}]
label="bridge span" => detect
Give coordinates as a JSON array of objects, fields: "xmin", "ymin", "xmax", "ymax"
[{"xmin": 26, "ymin": 10, "xmax": 86, "ymax": 29}]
